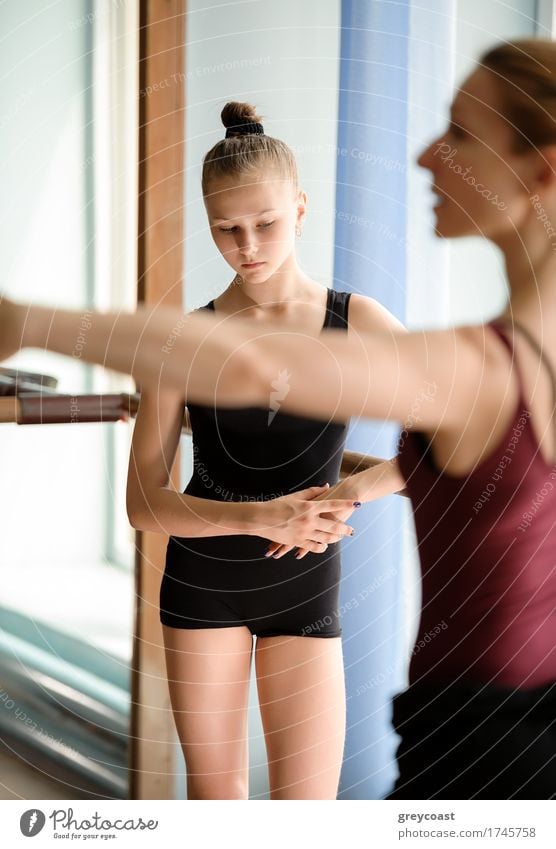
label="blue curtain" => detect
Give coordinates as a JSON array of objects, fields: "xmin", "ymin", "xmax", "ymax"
[
  {"xmin": 334, "ymin": 0, "xmax": 409, "ymax": 800},
  {"xmin": 334, "ymin": 0, "xmax": 456, "ymax": 800}
]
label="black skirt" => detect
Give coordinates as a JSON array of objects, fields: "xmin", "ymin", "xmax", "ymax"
[{"xmin": 386, "ymin": 679, "xmax": 556, "ymax": 799}]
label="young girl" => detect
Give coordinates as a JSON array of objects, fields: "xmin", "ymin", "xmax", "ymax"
[
  {"xmin": 125, "ymin": 102, "xmax": 406, "ymax": 800},
  {"xmin": 6, "ymin": 38, "xmax": 556, "ymax": 798}
]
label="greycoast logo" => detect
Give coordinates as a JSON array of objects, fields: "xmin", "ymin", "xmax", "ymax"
[{"xmin": 20, "ymin": 809, "xmax": 45, "ymax": 837}]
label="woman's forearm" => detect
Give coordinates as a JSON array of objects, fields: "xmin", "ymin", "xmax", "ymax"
[
  {"xmin": 12, "ymin": 299, "xmax": 446, "ymax": 431},
  {"xmin": 129, "ymin": 488, "xmax": 259, "ymax": 537},
  {"xmin": 20, "ymin": 301, "xmax": 259, "ymax": 405}
]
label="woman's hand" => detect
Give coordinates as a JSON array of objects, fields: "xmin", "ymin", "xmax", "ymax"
[
  {"xmin": 265, "ymin": 479, "xmax": 360, "ymax": 559},
  {"xmin": 252, "ymin": 483, "xmax": 356, "ymax": 555}
]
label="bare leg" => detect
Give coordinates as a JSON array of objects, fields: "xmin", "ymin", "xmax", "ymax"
[
  {"xmin": 255, "ymin": 635, "xmax": 346, "ymax": 799},
  {"xmin": 162, "ymin": 625, "xmax": 254, "ymax": 800}
]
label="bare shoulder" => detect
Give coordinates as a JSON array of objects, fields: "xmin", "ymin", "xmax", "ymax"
[
  {"xmin": 419, "ymin": 322, "xmax": 520, "ymax": 470},
  {"xmin": 450, "ymin": 322, "xmax": 513, "ymax": 374},
  {"xmin": 397, "ymin": 322, "xmax": 507, "ymax": 376},
  {"xmin": 417, "ymin": 322, "xmax": 515, "ymax": 434},
  {"xmin": 347, "ymin": 293, "xmax": 407, "ymax": 334}
]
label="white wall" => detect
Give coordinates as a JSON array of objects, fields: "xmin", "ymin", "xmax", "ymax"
[
  {"xmin": 183, "ymin": 0, "xmax": 341, "ymax": 308},
  {"xmin": 181, "ymin": 0, "xmax": 341, "ymax": 800}
]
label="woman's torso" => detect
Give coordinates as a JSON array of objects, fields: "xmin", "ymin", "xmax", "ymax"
[{"xmin": 398, "ymin": 318, "xmax": 556, "ymax": 689}]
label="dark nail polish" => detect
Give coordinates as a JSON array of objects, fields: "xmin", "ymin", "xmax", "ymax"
[{"xmin": 353, "ymin": 501, "xmax": 362, "ymax": 508}]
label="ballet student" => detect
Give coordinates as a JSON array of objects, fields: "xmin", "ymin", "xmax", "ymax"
[
  {"xmin": 125, "ymin": 101, "xmax": 406, "ymax": 801},
  {"xmin": 4, "ymin": 37, "xmax": 556, "ymax": 798}
]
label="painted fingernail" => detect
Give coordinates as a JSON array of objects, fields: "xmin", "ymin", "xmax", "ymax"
[
  {"xmin": 353, "ymin": 501, "xmax": 362, "ymax": 508},
  {"xmin": 265, "ymin": 552, "xmax": 272, "ymax": 557}
]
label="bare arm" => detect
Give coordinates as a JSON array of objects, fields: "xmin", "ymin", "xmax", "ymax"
[
  {"xmin": 337, "ymin": 456, "xmax": 407, "ymax": 501},
  {"xmin": 126, "ymin": 385, "xmax": 258, "ymax": 537},
  {"xmin": 337, "ymin": 296, "xmax": 409, "ymax": 496},
  {"xmin": 7, "ymin": 298, "xmax": 493, "ymax": 434},
  {"xmin": 243, "ymin": 324, "xmax": 492, "ymax": 433}
]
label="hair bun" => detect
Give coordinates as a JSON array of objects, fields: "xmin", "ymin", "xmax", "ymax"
[
  {"xmin": 221, "ymin": 102, "xmax": 264, "ymax": 137},
  {"xmin": 221, "ymin": 101, "xmax": 262, "ymax": 128}
]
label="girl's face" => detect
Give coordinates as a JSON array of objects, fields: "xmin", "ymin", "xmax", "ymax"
[
  {"xmin": 205, "ymin": 173, "xmax": 306, "ymax": 283},
  {"xmin": 417, "ymin": 67, "xmax": 534, "ymax": 242}
]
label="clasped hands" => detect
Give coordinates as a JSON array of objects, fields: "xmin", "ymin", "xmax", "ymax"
[{"xmin": 258, "ymin": 482, "xmax": 360, "ymax": 561}]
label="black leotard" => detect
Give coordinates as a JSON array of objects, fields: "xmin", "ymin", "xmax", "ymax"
[{"xmin": 160, "ymin": 288, "xmax": 352, "ymax": 637}]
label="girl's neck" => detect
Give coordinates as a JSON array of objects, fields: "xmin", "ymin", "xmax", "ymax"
[{"xmin": 224, "ymin": 257, "xmax": 321, "ymax": 313}]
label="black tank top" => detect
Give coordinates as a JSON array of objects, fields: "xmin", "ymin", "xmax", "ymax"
[{"xmin": 185, "ymin": 289, "xmax": 352, "ymax": 503}]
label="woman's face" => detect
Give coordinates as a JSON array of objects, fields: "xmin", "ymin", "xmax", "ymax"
[
  {"xmin": 204, "ymin": 173, "xmax": 305, "ymax": 283},
  {"xmin": 417, "ymin": 67, "xmax": 533, "ymax": 242}
]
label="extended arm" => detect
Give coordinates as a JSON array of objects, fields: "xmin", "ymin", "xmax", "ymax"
[{"xmin": 4, "ymin": 297, "xmax": 490, "ymax": 434}]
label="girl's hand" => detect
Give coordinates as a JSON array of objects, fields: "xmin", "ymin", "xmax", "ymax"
[
  {"xmin": 266, "ymin": 480, "xmax": 361, "ymax": 559},
  {"xmin": 254, "ymin": 484, "xmax": 356, "ymax": 553}
]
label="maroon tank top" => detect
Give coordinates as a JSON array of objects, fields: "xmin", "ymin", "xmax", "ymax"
[{"xmin": 398, "ymin": 320, "xmax": 556, "ymax": 690}]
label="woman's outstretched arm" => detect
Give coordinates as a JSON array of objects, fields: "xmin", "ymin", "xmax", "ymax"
[
  {"xmin": 2, "ymin": 297, "xmax": 495, "ymax": 433},
  {"xmin": 3, "ymin": 297, "xmax": 262, "ymax": 404}
]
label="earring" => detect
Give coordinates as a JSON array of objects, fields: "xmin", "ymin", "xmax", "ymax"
[
  {"xmin": 295, "ymin": 226, "xmax": 302, "ymax": 238},
  {"xmin": 233, "ymin": 273, "xmax": 243, "ymax": 286}
]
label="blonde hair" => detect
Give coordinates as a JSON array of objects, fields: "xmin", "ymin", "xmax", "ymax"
[{"xmin": 202, "ymin": 101, "xmax": 298, "ymax": 196}]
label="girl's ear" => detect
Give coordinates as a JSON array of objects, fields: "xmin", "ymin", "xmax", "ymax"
[{"xmin": 296, "ymin": 189, "xmax": 308, "ymax": 227}]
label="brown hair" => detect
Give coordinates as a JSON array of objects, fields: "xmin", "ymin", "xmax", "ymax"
[
  {"xmin": 201, "ymin": 101, "xmax": 298, "ymax": 197},
  {"xmin": 481, "ymin": 39, "xmax": 556, "ymax": 151}
]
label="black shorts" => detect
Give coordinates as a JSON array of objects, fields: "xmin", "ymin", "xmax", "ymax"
[
  {"xmin": 159, "ymin": 533, "xmax": 342, "ymax": 638},
  {"xmin": 386, "ymin": 679, "xmax": 556, "ymax": 799}
]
